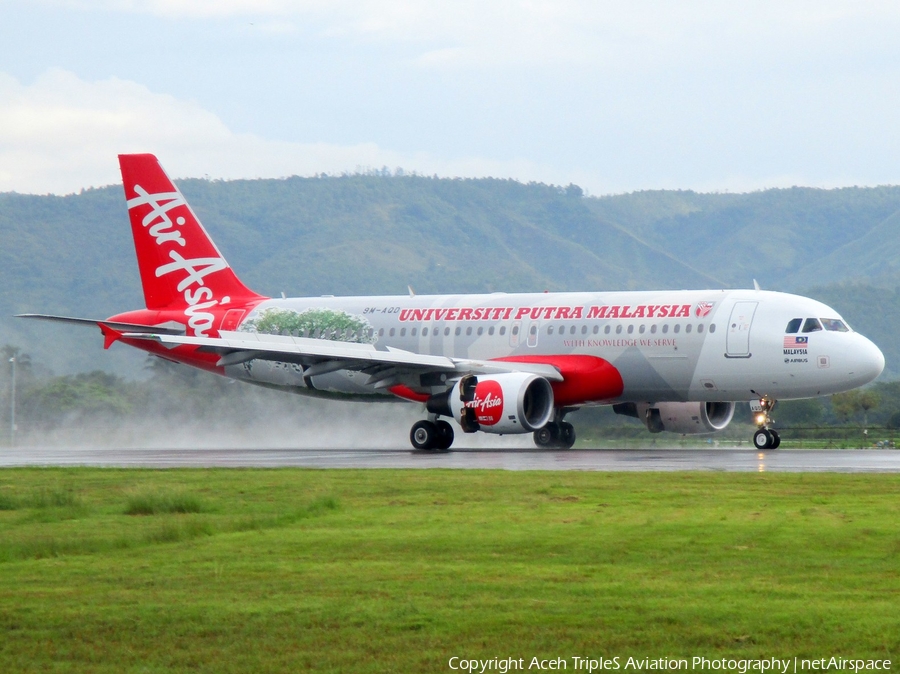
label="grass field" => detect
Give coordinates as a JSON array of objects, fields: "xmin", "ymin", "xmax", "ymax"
[{"xmin": 0, "ymin": 469, "xmax": 898, "ymax": 673}]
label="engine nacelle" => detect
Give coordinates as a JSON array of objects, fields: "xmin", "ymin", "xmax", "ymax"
[
  {"xmin": 630, "ymin": 401, "xmax": 735, "ymax": 434},
  {"xmin": 427, "ymin": 373, "xmax": 555, "ymax": 434}
]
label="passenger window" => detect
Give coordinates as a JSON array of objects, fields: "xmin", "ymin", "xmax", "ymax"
[
  {"xmin": 785, "ymin": 318, "xmax": 802, "ymax": 333},
  {"xmin": 444, "ymin": 327, "xmax": 450, "ymax": 336},
  {"xmin": 709, "ymin": 324, "xmax": 716, "ymax": 334},
  {"xmin": 466, "ymin": 327, "xmax": 472, "ymax": 336},
  {"xmin": 389, "ymin": 328, "xmax": 396, "ymax": 337},
  {"xmin": 400, "ymin": 328, "xmax": 406, "ymax": 337},
  {"xmin": 488, "ymin": 327, "xmax": 495, "ymax": 335},
  {"xmin": 685, "ymin": 324, "xmax": 692, "ymax": 334},
  {"xmin": 530, "ymin": 325, "xmax": 537, "ymax": 335},
  {"xmin": 639, "ymin": 325, "xmax": 645, "ymax": 334},
  {"xmin": 512, "ymin": 326, "xmax": 519, "ymax": 335},
  {"xmin": 455, "ymin": 327, "xmax": 461, "ymax": 336},
  {"xmin": 499, "ymin": 326, "xmax": 506, "ymax": 335},
  {"xmin": 616, "ymin": 325, "xmax": 623, "ymax": 334},
  {"xmin": 581, "ymin": 325, "xmax": 588, "ymax": 335},
  {"xmin": 698, "ymin": 324, "xmax": 704, "ymax": 333},
  {"xmin": 802, "ymin": 318, "xmax": 823, "ymax": 333},
  {"xmin": 650, "ymin": 325, "xmax": 657, "ymax": 334},
  {"xmin": 674, "ymin": 324, "xmax": 680, "ymax": 334},
  {"xmin": 821, "ymin": 318, "xmax": 850, "ymax": 332},
  {"xmin": 422, "ymin": 327, "xmax": 428, "ymax": 336},
  {"xmin": 411, "ymin": 327, "xmax": 417, "ymax": 337},
  {"xmin": 570, "ymin": 325, "xmax": 576, "ymax": 335},
  {"xmin": 593, "ymin": 325, "xmax": 599, "ymax": 334},
  {"xmin": 604, "ymin": 325, "xmax": 611, "ymax": 334},
  {"xmin": 627, "ymin": 325, "xmax": 634, "ymax": 334},
  {"xmin": 662, "ymin": 324, "xmax": 669, "ymax": 334},
  {"xmin": 477, "ymin": 327, "xmax": 483, "ymax": 336},
  {"xmin": 547, "ymin": 326, "xmax": 554, "ymax": 335}
]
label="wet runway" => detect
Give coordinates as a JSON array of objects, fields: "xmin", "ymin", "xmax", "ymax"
[{"xmin": 2, "ymin": 446, "xmax": 900, "ymax": 472}]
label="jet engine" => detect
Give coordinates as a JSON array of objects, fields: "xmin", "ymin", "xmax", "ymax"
[
  {"xmin": 427, "ymin": 372, "xmax": 554, "ymax": 434},
  {"xmin": 615, "ymin": 401, "xmax": 735, "ymax": 434}
]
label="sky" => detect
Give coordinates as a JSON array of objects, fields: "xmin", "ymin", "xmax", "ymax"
[{"xmin": 1, "ymin": 0, "xmax": 900, "ymax": 195}]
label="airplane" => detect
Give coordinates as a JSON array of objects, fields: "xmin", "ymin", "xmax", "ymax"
[{"xmin": 19, "ymin": 154, "xmax": 885, "ymax": 451}]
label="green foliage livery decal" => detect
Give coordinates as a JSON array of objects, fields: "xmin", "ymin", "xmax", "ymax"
[{"xmin": 241, "ymin": 308, "xmax": 376, "ymax": 343}]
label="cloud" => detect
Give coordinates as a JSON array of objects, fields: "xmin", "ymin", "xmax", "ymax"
[
  {"xmin": 41, "ymin": 1, "xmax": 900, "ymax": 70},
  {"xmin": 6, "ymin": 3, "xmax": 900, "ymax": 194},
  {"xmin": 0, "ymin": 69, "xmax": 557, "ymax": 194},
  {"xmin": 51, "ymin": 0, "xmax": 308, "ymax": 19}
]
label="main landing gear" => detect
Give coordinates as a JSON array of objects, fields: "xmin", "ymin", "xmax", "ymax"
[
  {"xmin": 532, "ymin": 412, "xmax": 576, "ymax": 449},
  {"xmin": 752, "ymin": 395, "xmax": 780, "ymax": 449},
  {"xmin": 408, "ymin": 415, "xmax": 578, "ymax": 451},
  {"xmin": 410, "ymin": 418, "xmax": 454, "ymax": 451}
]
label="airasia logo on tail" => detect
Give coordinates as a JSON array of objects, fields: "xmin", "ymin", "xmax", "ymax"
[
  {"xmin": 466, "ymin": 380, "xmax": 504, "ymax": 426},
  {"xmin": 127, "ymin": 184, "xmax": 229, "ymax": 336},
  {"xmin": 127, "ymin": 186, "xmax": 189, "ymax": 247}
]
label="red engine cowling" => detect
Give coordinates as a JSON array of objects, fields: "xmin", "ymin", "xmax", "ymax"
[
  {"xmin": 636, "ymin": 401, "xmax": 735, "ymax": 434},
  {"xmin": 427, "ymin": 373, "xmax": 555, "ymax": 434}
]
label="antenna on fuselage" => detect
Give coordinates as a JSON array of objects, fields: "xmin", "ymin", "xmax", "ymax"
[
  {"xmin": 753, "ymin": 279, "xmax": 761, "ymax": 291},
  {"xmin": 408, "ymin": 285, "xmax": 416, "ymax": 297}
]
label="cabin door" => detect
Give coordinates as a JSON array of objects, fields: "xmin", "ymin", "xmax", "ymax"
[{"xmin": 725, "ymin": 301, "xmax": 757, "ymax": 358}]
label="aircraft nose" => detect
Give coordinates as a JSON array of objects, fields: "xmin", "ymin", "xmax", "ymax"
[{"xmin": 855, "ymin": 336, "xmax": 885, "ymax": 384}]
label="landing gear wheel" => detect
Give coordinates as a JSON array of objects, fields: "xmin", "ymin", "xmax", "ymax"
[
  {"xmin": 769, "ymin": 430, "xmax": 781, "ymax": 449},
  {"xmin": 559, "ymin": 422, "xmax": 576, "ymax": 449},
  {"xmin": 753, "ymin": 428, "xmax": 773, "ymax": 450},
  {"xmin": 410, "ymin": 420, "xmax": 438, "ymax": 450},
  {"xmin": 435, "ymin": 420, "xmax": 455, "ymax": 450},
  {"xmin": 534, "ymin": 422, "xmax": 560, "ymax": 448}
]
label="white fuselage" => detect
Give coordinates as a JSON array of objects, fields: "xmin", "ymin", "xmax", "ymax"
[{"xmin": 225, "ymin": 288, "xmax": 884, "ymax": 404}]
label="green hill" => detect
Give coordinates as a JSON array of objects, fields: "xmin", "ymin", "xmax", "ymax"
[
  {"xmin": 1, "ymin": 176, "xmax": 899, "ymax": 379},
  {"xmin": 586, "ymin": 186, "xmax": 900, "ymax": 289}
]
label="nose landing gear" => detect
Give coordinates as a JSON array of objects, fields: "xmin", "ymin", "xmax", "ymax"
[
  {"xmin": 753, "ymin": 427, "xmax": 780, "ymax": 450},
  {"xmin": 752, "ymin": 395, "xmax": 780, "ymax": 449}
]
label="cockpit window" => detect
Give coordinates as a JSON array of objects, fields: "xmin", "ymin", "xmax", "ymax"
[
  {"xmin": 821, "ymin": 318, "xmax": 850, "ymax": 332},
  {"xmin": 785, "ymin": 318, "xmax": 802, "ymax": 333},
  {"xmin": 802, "ymin": 318, "xmax": 823, "ymax": 333}
]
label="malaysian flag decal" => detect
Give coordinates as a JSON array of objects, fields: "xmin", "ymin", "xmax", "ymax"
[
  {"xmin": 695, "ymin": 302, "xmax": 714, "ymax": 317},
  {"xmin": 784, "ymin": 335, "xmax": 809, "ymax": 348}
]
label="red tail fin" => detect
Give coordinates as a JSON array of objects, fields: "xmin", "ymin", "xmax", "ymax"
[{"xmin": 118, "ymin": 154, "xmax": 264, "ymax": 313}]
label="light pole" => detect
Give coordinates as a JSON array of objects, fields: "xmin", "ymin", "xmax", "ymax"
[{"xmin": 8, "ymin": 357, "xmax": 15, "ymax": 448}]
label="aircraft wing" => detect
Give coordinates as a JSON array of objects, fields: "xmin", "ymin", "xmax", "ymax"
[{"xmin": 123, "ymin": 329, "xmax": 565, "ymax": 387}]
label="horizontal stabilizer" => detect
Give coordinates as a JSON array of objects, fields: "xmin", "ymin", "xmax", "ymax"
[{"xmin": 16, "ymin": 314, "xmax": 186, "ymax": 335}]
